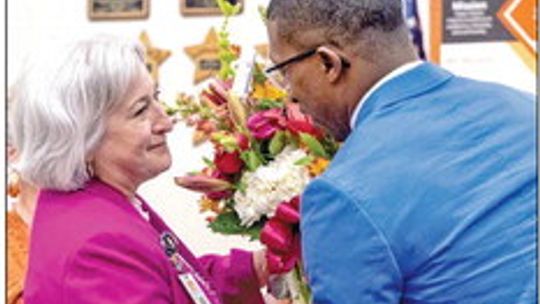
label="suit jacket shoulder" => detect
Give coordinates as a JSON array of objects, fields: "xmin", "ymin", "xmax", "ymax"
[{"xmin": 25, "ymin": 180, "xmax": 172, "ymax": 303}]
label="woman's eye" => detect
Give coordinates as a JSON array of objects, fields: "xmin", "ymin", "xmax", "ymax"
[{"xmin": 134, "ymin": 101, "xmax": 150, "ymax": 116}]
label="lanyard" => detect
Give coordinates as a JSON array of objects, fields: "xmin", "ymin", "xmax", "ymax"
[{"xmin": 160, "ymin": 232, "xmax": 220, "ymax": 304}]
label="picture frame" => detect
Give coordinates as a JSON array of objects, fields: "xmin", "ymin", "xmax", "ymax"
[
  {"xmin": 88, "ymin": 0, "xmax": 149, "ymax": 20},
  {"xmin": 180, "ymin": 0, "xmax": 243, "ymax": 16}
]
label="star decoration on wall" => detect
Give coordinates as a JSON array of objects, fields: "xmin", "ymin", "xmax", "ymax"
[
  {"xmin": 139, "ymin": 31, "xmax": 171, "ymax": 83},
  {"xmin": 184, "ymin": 28, "xmax": 221, "ymax": 84}
]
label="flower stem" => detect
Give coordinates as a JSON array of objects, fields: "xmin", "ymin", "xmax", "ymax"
[{"xmin": 293, "ymin": 264, "xmax": 311, "ymax": 304}]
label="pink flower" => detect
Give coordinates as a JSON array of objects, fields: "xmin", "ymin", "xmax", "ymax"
[
  {"xmin": 174, "ymin": 167, "xmax": 237, "ymax": 201},
  {"xmin": 285, "ymin": 103, "xmax": 310, "ymax": 122},
  {"xmin": 201, "ymin": 79, "xmax": 233, "ymax": 106},
  {"xmin": 174, "ymin": 174, "xmax": 233, "ymax": 193},
  {"xmin": 285, "ymin": 103, "xmax": 322, "ymax": 138},
  {"xmin": 260, "ymin": 196, "xmax": 301, "ymax": 274},
  {"xmin": 214, "ymin": 150, "xmax": 244, "ymax": 175},
  {"xmin": 196, "ymin": 120, "xmax": 217, "ymax": 133},
  {"xmin": 286, "ymin": 120, "xmax": 322, "ymax": 138},
  {"xmin": 247, "ymin": 108, "xmax": 286, "ymax": 140},
  {"xmin": 236, "ymin": 133, "xmax": 250, "ymax": 151},
  {"xmin": 206, "ymin": 190, "xmax": 233, "ymax": 200},
  {"xmin": 206, "ymin": 170, "xmax": 234, "ymax": 200}
]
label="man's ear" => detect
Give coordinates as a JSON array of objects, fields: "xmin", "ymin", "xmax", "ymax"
[{"xmin": 316, "ymin": 46, "xmax": 347, "ymax": 83}]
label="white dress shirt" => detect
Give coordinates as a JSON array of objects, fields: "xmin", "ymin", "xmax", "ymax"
[{"xmin": 349, "ymin": 60, "xmax": 423, "ymax": 130}]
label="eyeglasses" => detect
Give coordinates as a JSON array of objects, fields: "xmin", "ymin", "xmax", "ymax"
[{"xmin": 265, "ymin": 48, "xmax": 351, "ymax": 74}]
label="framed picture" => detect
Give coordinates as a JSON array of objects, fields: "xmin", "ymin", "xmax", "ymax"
[
  {"xmin": 88, "ymin": 0, "xmax": 149, "ymax": 20},
  {"xmin": 180, "ymin": 0, "xmax": 243, "ymax": 16}
]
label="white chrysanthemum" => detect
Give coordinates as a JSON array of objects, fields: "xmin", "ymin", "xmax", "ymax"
[{"xmin": 234, "ymin": 146, "xmax": 311, "ymax": 226}]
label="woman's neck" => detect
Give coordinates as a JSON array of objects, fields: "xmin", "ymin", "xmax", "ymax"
[{"xmin": 95, "ymin": 174, "xmax": 138, "ymax": 200}]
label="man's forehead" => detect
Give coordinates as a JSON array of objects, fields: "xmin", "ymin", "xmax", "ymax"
[
  {"xmin": 266, "ymin": 22, "xmax": 286, "ymax": 61},
  {"xmin": 267, "ymin": 22, "xmax": 301, "ymax": 59}
]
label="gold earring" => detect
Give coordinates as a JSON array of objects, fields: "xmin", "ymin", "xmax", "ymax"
[
  {"xmin": 8, "ymin": 170, "xmax": 21, "ymax": 198},
  {"xmin": 86, "ymin": 162, "xmax": 95, "ymax": 178}
]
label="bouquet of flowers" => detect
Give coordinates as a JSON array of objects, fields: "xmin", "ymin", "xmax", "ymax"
[{"xmin": 166, "ymin": 1, "xmax": 339, "ymax": 302}]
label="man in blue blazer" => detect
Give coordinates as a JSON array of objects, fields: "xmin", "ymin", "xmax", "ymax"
[{"xmin": 265, "ymin": 0, "xmax": 536, "ymax": 302}]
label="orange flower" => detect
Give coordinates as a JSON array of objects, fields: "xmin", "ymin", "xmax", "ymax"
[
  {"xmin": 230, "ymin": 44, "xmax": 242, "ymax": 58},
  {"xmin": 308, "ymin": 157, "xmax": 330, "ymax": 176},
  {"xmin": 251, "ymin": 81, "xmax": 287, "ymax": 101},
  {"xmin": 199, "ymin": 197, "xmax": 223, "ymax": 213}
]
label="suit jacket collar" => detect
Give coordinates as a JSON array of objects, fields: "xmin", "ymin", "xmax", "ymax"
[
  {"xmin": 83, "ymin": 178, "xmax": 164, "ymax": 227},
  {"xmin": 354, "ymin": 62, "xmax": 454, "ymax": 130}
]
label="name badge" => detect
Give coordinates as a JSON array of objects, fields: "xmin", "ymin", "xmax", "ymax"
[
  {"xmin": 160, "ymin": 232, "xmax": 214, "ymax": 304},
  {"xmin": 178, "ymin": 273, "xmax": 212, "ymax": 304}
]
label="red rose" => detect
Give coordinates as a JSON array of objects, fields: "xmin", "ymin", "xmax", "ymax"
[{"xmin": 215, "ymin": 150, "xmax": 244, "ymax": 175}]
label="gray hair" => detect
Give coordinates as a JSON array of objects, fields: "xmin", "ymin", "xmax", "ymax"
[
  {"xmin": 10, "ymin": 34, "xmax": 146, "ymax": 191},
  {"xmin": 267, "ymin": 0, "xmax": 410, "ymax": 59}
]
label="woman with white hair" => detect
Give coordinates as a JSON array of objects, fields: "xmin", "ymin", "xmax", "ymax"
[
  {"xmin": 10, "ymin": 35, "xmax": 271, "ymax": 304},
  {"xmin": 6, "ymin": 114, "xmax": 39, "ymax": 304}
]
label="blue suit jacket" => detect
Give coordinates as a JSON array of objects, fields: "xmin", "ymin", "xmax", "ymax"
[{"xmin": 301, "ymin": 63, "xmax": 536, "ymax": 303}]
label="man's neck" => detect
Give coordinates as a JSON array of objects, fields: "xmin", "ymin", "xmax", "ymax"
[{"xmin": 346, "ymin": 55, "xmax": 420, "ymax": 131}]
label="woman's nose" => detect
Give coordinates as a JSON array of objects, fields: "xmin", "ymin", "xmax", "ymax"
[{"xmin": 152, "ymin": 103, "xmax": 174, "ymax": 134}]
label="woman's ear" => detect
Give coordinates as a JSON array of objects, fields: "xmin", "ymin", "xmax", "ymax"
[
  {"xmin": 316, "ymin": 46, "xmax": 347, "ymax": 83},
  {"xmin": 7, "ymin": 145, "xmax": 19, "ymax": 163}
]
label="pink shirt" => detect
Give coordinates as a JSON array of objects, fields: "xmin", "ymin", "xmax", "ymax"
[{"xmin": 24, "ymin": 178, "xmax": 264, "ymax": 304}]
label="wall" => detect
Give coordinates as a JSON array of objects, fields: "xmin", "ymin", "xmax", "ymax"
[{"xmin": 6, "ymin": 0, "xmax": 535, "ymax": 256}]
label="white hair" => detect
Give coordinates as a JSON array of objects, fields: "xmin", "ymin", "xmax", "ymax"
[{"xmin": 10, "ymin": 34, "xmax": 146, "ymax": 191}]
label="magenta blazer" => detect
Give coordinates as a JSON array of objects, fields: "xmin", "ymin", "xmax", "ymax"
[{"xmin": 24, "ymin": 179, "xmax": 264, "ymax": 304}]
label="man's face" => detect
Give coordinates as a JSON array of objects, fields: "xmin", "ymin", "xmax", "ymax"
[{"xmin": 267, "ymin": 21, "xmax": 349, "ymax": 141}]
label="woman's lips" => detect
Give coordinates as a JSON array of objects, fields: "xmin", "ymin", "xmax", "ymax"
[{"xmin": 148, "ymin": 142, "xmax": 167, "ymax": 150}]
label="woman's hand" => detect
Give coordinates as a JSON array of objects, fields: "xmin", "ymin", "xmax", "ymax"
[
  {"xmin": 263, "ymin": 293, "xmax": 292, "ymax": 304},
  {"xmin": 253, "ymin": 249, "xmax": 269, "ymax": 287}
]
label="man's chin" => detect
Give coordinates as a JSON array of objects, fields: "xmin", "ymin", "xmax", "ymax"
[
  {"xmin": 314, "ymin": 120, "xmax": 348, "ymax": 142},
  {"xmin": 313, "ymin": 120, "xmax": 337, "ymax": 139}
]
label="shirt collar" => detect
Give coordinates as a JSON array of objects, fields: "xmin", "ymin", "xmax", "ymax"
[{"xmin": 349, "ymin": 60, "xmax": 423, "ymax": 130}]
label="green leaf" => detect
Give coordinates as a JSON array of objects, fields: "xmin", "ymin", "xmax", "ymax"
[
  {"xmin": 208, "ymin": 211, "xmax": 263, "ymax": 240},
  {"xmin": 257, "ymin": 5, "xmax": 267, "ymax": 23},
  {"xmin": 215, "ymin": 0, "xmax": 241, "ymax": 16},
  {"xmin": 165, "ymin": 107, "xmax": 178, "ymax": 116},
  {"xmin": 212, "ymin": 133, "xmax": 238, "ymax": 152},
  {"xmin": 268, "ymin": 131, "xmax": 286, "ymax": 156},
  {"xmin": 215, "ymin": 0, "xmax": 232, "ymax": 15},
  {"xmin": 202, "ymin": 157, "xmax": 216, "ymax": 168},
  {"xmin": 255, "ymin": 99, "xmax": 284, "ymax": 110},
  {"xmin": 293, "ymin": 264, "xmax": 312, "ymax": 303},
  {"xmin": 240, "ymin": 150, "xmax": 262, "ymax": 171},
  {"xmin": 234, "ymin": 180, "xmax": 247, "ymax": 194},
  {"xmin": 231, "ymin": 4, "xmax": 241, "ymax": 15},
  {"xmin": 299, "ymin": 133, "xmax": 329, "ymax": 159},
  {"xmin": 294, "ymin": 155, "xmax": 315, "ymax": 166},
  {"xmin": 253, "ymin": 68, "xmax": 267, "ymax": 84}
]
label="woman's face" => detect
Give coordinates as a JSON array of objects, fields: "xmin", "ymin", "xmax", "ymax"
[{"xmin": 92, "ymin": 67, "xmax": 173, "ymax": 194}]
